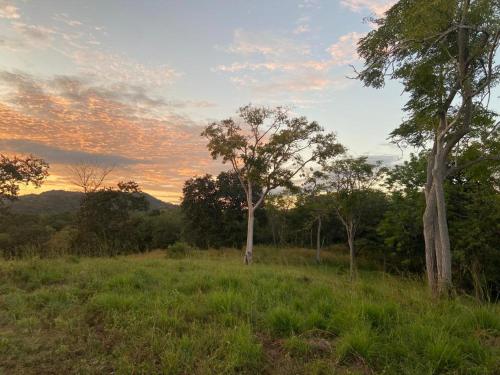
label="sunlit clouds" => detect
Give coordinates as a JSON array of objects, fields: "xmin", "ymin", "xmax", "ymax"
[
  {"xmin": 0, "ymin": 0, "xmax": 19, "ymax": 20},
  {"xmin": 0, "ymin": 71, "xmax": 221, "ymax": 202},
  {"xmin": 340, "ymin": 0, "xmax": 396, "ymax": 17},
  {"xmin": 0, "ymin": 0, "xmax": 405, "ymax": 202}
]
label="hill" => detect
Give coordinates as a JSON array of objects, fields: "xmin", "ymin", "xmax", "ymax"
[
  {"xmin": 7, "ymin": 190, "xmax": 176, "ymax": 214},
  {"xmin": 0, "ymin": 247, "xmax": 498, "ymax": 374}
]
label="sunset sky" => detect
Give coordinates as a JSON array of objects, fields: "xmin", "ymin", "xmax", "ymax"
[{"xmin": 0, "ymin": 0, "xmax": 434, "ymax": 202}]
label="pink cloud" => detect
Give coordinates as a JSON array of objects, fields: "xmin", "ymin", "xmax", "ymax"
[
  {"xmin": 327, "ymin": 32, "xmax": 364, "ymax": 65},
  {"xmin": 0, "ymin": 72, "xmax": 221, "ymax": 202},
  {"xmin": 0, "ymin": 1, "xmax": 20, "ymax": 19},
  {"xmin": 340, "ymin": 0, "xmax": 396, "ymax": 18}
]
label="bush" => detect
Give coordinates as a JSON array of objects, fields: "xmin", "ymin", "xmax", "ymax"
[
  {"xmin": 167, "ymin": 241, "xmax": 194, "ymax": 258},
  {"xmin": 45, "ymin": 227, "xmax": 77, "ymax": 257}
]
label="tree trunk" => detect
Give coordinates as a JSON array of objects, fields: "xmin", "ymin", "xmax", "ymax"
[
  {"xmin": 316, "ymin": 216, "xmax": 321, "ymax": 263},
  {"xmin": 347, "ymin": 224, "xmax": 356, "ymax": 281},
  {"xmin": 244, "ymin": 183, "xmax": 254, "ymax": 265},
  {"xmin": 433, "ymin": 136, "xmax": 452, "ymax": 294},
  {"xmin": 271, "ymin": 217, "xmax": 277, "ymax": 248},
  {"xmin": 310, "ymin": 227, "xmax": 313, "ymax": 249},
  {"xmin": 423, "ymin": 116, "xmax": 454, "ymax": 297},
  {"xmin": 423, "ymin": 145, "xmax": 439, "ymax": 295},
  {"xmin": 244, "ymin": 206, "xmax": 254, "ymax": 264}
]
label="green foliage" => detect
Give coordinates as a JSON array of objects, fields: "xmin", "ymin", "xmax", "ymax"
[
  {"xmin": 166, "ymin": 241, "xmax": 194, "ymax": 258},
  {"xmin": 380, "ymin": 152, "xmax": 500, "ymax": 297},
  {"xmin": 73, "ymin": 182, "xmax": 149, "ymax": 255},
  {"xmin": 181, "ymin": 171, "xmax": 267, "ymax": 249},
  {"xmin": 202, "ymin": 105, "xmax": 343, "ymax": 195},
  {"xmin": 0, "ymin": 154, "xmax": 49, "ymax": 204}
]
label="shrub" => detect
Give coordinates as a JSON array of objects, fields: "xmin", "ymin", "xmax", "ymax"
[{"xmin": 167, "ymin": 241, "xmax": 194, "ymax": 258}]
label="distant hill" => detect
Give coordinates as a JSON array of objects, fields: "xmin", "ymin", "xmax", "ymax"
[{"xmin": 7, "ymin": 190, "xmax": 177, "ymax": 215}]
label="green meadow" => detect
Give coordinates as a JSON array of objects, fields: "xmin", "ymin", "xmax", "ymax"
[{"xmin": 0, "ymin": 247, "xmax": 498, "ymax": 374}]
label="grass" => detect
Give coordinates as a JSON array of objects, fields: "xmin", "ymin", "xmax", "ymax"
[{"xmin": 0, "ymin": 246, "xmax": 498, "ymax": 374}]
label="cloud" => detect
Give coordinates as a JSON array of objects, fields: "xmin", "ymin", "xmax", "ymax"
[
  {"xmin": 259, "ymin": 74, "xmax": 332, "ymax": 93},
  {"xmin": 0, "ymin": 139, "xmax": 145, "ymax": 166},
  {"xmin": 293, "ymin": 16, "xmax": 311, "ymax": 35},
  {"xmin": 214, "ymin": 60, "xmax": 331, "ymax": 73},
  {"xmin": 225, "ymin": 29, "xmax": 310, "ymax": 57},
  {"xmin": 216, "ymin": 28, "xmax": 364, "ymax": 97},
  {"xmin": 0, "ymin": 1, "xmax": 20, "ymax": 19},
  {"xmin": 69, "ymin": 49, "xmax": 180, "ymax": 88},
  {"xmin": 0, "ymin": 7, "xmax": 179, "ymax": 89},
  {"xmin": 52, "ymin": 13, "xmax": 83, "ymax": 28},
  {"xmin": 364, "ymin": 154, "xmax": 401, "ymax": 166},
  {"xmin": 298, "ymin": 0, "xmax": 320, "ymax": 9},
  {"xmin": 230, "ymin": 71, "xmax": 351, "ymax": 95},
  {"xmin": 327, "ymin": 32, "xmax": 364, "ymax": 65},
  {"xmin": 340, "ymin": 0, "xmax": 396, "ymax": 18},
  {"xmin": 0, "ymin": 71, "xmax": 221, "ymax": 201},
  {"xmin": 293, "ymin": 24, "xmax": 310, "ymax": 35},
  {"xmin": 12, "ymin": 22, "xmax": 55, "ymax": 41}
]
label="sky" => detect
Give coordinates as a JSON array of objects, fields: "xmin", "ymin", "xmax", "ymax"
[{"xmin": 0, "ymin": 0, "xmax": 409, "ymax": 202}]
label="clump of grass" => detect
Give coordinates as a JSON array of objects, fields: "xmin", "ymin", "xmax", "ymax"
[
  {"xmin": 337, "ymin": 326, "xmax": 376, "ymax": 364},
  {"xmin": 266, "ymin": 306, "xmax": 303, "ymax": 336},
  {"xmin": 283, "ymin": 336, "xmax": 311, "ymax": 357}
]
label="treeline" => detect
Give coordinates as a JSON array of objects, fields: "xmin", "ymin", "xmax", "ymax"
[
  {"xmin": 180, "ymin": 153, "xmax": 499, "ymax": 299},
  {"xmin": 0, "ymin": 150, "xmax": 499, "ymax": 298},
  {"xmin": 0, "ymin": 198, "xmax": 182, "ymax": 258}
]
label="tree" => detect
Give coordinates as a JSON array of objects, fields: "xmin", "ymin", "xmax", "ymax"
[
  {"xmin": 181, "ymin": 174, "xmax": 221, "ymax": 248},
  {"xmin": 357, "ymin": 0, "xmax": 500, "ymax": 295},
  {"xmin": 0, "ymin": 154, "xmax": 49, "ymax": 204},
  {"xmin": 266, "ymin": 191, "xmax": 297, "ymax": 247},
  {"xmin": 202, "ymin": 105, "xmax": 344, "ymax": 264},
  {"xmin": 300, "ymin": 177, "xmax": 334, "ymax": 263},
  {"xmin": 378, "ymin": 154, "xmax": 427, "ymax": 273},
  {"xmin": 68, "ymin": 163, "xmax": 113, "ymax": 193},
  {"xmin": 181, "ymin": 171, "xmax": 264, "ymax": 249},
  {"xmin": 75, "ymin": 181, "xmax": 148, "ymax": 255},
  {"xmin": 318, "ymin": 157, "xmax": 383, "ymax": 279}
]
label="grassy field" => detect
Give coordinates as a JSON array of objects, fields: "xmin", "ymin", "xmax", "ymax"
[{"xmin": 0, "ymin": 247, "xmax": 498, "ymax": 374}]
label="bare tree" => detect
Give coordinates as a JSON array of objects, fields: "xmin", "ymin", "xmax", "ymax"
[{"xmin": 68, "ymin": 163, "xmax": 114, "ymax": 193}]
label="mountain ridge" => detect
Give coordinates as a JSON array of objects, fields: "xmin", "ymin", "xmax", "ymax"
[{"xmin": 7, "ymin": 190, "xmax": 177, "ymax": 214}]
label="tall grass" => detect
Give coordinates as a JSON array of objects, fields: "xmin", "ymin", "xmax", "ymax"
[{"xmin": 0, "ymin": 246, "xmax": 498, "ymax": 374}]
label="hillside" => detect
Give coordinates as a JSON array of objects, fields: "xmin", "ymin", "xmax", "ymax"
[
  {"xmin": 7, "ymin": 190, "xmax": 177, "ymax": 214},
  {"xmin": 0, "ymin": 247, "xmax": 498, "ymax": 374}
]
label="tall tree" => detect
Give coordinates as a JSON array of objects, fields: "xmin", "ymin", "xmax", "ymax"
[
  {"xmin": 318, "ymin": 157, "xmax": 383, "ymax": 279},
  {"xmin": 75, "ymin": 181, "xmax": 148, "ymax": 255},
  {"xmin": 181, "ymin": 172, "xmax": 262, "ymax": 249},
  {"xmin": 202, "ymin": 105, "xmax": 344, "ymax": 264},
  {"xmin": 357, "ymin": 0, "xmax": 500, "ymax": 295},
  {"xmin": 181, "ymin": 175, "xmax": 221, "ymax": 248},
  {"xmin": 300, "ymin": 177, "xmax": 334, "ymax": 263},
  {"xmin": 0, "ymin": 155, "xmax": 49, "ymax": 204}
]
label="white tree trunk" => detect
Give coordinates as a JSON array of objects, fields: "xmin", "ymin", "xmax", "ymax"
[
  {"xmin": 423, "ymin": 198, "xmax": 438, "ymax": 294},
  {"xmin": 423, "ymin": 118, "xmax": 454, "ymax": 296},
  {"xmin": 244, "ymin": 206, "xmax": 254, "ymax": 264},
  {"xmin": 433, "ymin": 156, "xmax": 452, "ymax": 293}
]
